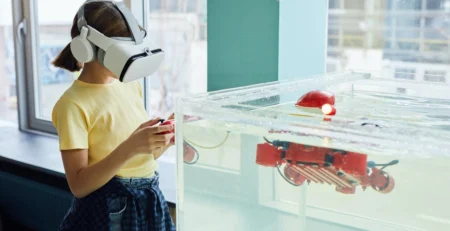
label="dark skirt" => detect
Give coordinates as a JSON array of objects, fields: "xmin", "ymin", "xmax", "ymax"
[{"xmin": 59, "ymin": 172, "xmax": 176, "ymax": 231}]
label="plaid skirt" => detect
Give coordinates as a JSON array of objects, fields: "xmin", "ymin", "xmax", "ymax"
[{"xmin": 59, "ymin": 172, "xmax": 176, "ymax": 231}]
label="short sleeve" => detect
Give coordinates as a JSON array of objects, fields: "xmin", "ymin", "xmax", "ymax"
[{"xmin": 52, "ymin": 99, "xmax": 89, "ymax": 150}]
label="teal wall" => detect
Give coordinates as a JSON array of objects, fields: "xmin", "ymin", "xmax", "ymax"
[
  {"xmin": 207, "ymin": 0, "xmax": 280, "ymax": 91},
  {"xmin": 207, "ymin": 0, "xmax": 328, "ymax": 91}
]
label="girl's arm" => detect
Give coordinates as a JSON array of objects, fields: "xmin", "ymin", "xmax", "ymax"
[
  {"xmin": 62, "ymin": 120, "xmax": 174, "ymax": 198},
  {"xmin": 61, "ymin": 144, "xmax": 132, "ymax": 198}
]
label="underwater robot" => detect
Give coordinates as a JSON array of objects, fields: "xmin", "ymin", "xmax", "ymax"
[{"xmin": 256, "ymin": 90, "xmax": 398, "ymax": 194}]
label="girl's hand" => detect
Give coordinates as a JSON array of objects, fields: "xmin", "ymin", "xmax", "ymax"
[
  {"xmin": 167, "ymin": 113, "xmax": 175, "ymax": 145},
  {"xmin": 124, "ymin": 118, "xmax": 174, "ymax": 157},
  {"xmin": 60, "ymin": 118, "xmax": 173, "ymax": 198},
  {"xmin": 168, "ymin": 113, "xmax": 174, "ymax": 120}
]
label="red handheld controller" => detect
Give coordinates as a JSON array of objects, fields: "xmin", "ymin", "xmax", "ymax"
[{"xmin": 159, "ymin": 119, "xmax": 175, "ymax": 143}]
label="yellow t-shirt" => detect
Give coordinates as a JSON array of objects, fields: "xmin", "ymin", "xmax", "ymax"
[{"xmin": 51, "ymin": 79, "xmax": 157, "ymax": 178}]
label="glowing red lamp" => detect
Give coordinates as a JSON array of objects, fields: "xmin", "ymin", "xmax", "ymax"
[{"xmin": 296, "ymin": 90, "xmax": 337, "ymax": 116}]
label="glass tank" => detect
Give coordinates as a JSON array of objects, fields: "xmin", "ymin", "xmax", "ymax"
[{"xmin": 174, "ymin": 70, "xmax": 450, "ymax": 231}]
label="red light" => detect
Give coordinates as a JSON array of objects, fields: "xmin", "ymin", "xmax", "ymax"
[{"xmin": 321, "ymin": 104, "xmax": 336, "ymax": 116}]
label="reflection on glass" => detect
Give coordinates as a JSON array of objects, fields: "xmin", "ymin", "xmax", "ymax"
[{"xmin": 0, "ymin": 0, "xmax": 17, "ymax": 126}]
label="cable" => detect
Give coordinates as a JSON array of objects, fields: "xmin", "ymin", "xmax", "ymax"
[
  {"xmin": 159, "ymin": 119, "xmax": 230, "ymax": 150},
  {"xmin": 367, "ymin": 160, "xmax": 399, "ymax": 170},
  {"xmin": 183, "ymin": 131, "xmax": 230, "ymax": 149},
  {"xmin": 277, "ymin": 163, "xmax": 301, "ymax": 187},
  {"xmin": 265, "ymin": 137, "xmax": 300, "ymax": 186}
]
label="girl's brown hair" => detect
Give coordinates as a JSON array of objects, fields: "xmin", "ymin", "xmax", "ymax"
[{"xmin": 52, "ymin": 2, "xmax": 134, "ymax": 72}]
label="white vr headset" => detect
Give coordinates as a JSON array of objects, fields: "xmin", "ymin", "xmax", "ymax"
[{"xmin": 70, "ymin": 0, "xmax": 164, "ymax": 82}]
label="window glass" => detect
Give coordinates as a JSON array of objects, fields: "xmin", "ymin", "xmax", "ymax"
[
  {"xmin": 147, "ymin": 0, "xmax": 207, "ymax": 161},
  {"xmin": 315, "ymin": 0, "xmax": 450, "ymax": 229},
  {"xmin": 344, "ymin": 0, "xmax": 365, "ymax": 9},
  {"xmin": 327, "ymin": 0, "xmax": 450, "ymax": 74},
  {"xmin": 329, "ymin": 0, "xmax": 341, "ymax": 9},
  {"xmin": 36, "ymin": 0, "xmax": 85, "ymax": 120},
  {"xmin": 427, "ymin": 0, "xmax": 446, "ymax": 9},
  {"xmin": 147, "ymin": 0, "xmax": 207, "ymax": 119},
  {"xmin": 0, "ymin": 0, "xmax": 17, "ymax": 127}
]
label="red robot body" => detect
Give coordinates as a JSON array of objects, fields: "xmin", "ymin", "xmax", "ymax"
[{"xmin": 256, "ymin": 140, "xmax": 397, "ymax": 194}]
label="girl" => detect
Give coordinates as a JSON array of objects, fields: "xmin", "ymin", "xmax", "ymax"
[{"xmin": 51, "ymin": 1, "xmax": 176, "ymax": 231}]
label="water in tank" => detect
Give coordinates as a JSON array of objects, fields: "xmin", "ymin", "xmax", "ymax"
[{"xmin": 174, "ymin": 70, "xmax": 450, "ymax": 231}]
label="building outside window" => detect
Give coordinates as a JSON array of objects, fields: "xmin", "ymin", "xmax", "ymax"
[{"xmin": 327, "ymin": 0, "xmax": 450, "ymax": 86}]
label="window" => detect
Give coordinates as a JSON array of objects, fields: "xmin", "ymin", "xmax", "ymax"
[
  {"xmin": 327, "ymin": 0, "xmax": 450, "ymax": 74},
  {"xmin": 329, "ymin": 0, "xmax": 341, "ymax": 9},
  {"xmin": 35, "ymin": 0, "xmax": 85, "ymax": 121},
  {"xmin": 427, "ymin": 0, "xmax": 447, "ymax": 10},
  {"xmin": 344, "ymin": 0, "xmax": 365, "ymax": 9},
  {"xmin": 11, "ymin": 0, "xmax": 87, "ymax": 133},
  {"xmin": 146, "ymin": 0, "xmax": 208, "ymax": 161},
  {"xmin": 395, "ymin": 68, "xmax": 416, "ymax": 79},
  {"xmin": 0, "ymin": 1, "xmax": 17, "ymax": 127},
  {"xmin": 146, "ymin": 0, "xmax": 207, "ymax": 119},
  {"xmin": 10, "ymin": 1, "xmax": 148, "ymax": 133},
  {"xmin": 396, "ymin": 0, "xmax": 422, "ymax": 10},
  {"xmin": 322, "ymin": 0, "xmax": 450, "ymax": 230},
  {"xmin": 396, "ymin": 87, "xmax": 407, "ymax": 93},
  {"xmin": 424, "ymin": 70, "xmax": 447, "ymax": 82}
]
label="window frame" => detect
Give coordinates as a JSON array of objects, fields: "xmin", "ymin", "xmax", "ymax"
[
  {"xmin": 125, "ymin": 0, "xmax": 149, "ymax": 108},
  {"xmin": 14, "ymin": 0, "xmax": 55, "ymax": 134},
  {"xmin": 11, "ymin": 0, "xmax": 27, "ymax": 131},
  {"xmin": 13, "ymin": 0, "xmax": 148, "ymax": 135}
]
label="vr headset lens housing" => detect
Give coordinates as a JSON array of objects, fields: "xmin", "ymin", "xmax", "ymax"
[{"xmin": 71, "ymin": 0, "xmax": 164, "ymax": 82}]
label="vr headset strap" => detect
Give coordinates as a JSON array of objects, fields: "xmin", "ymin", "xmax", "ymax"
[
  {"xmin": 77, "ymin": 0, "xmax": 107, "ymax": 29},
  {"xmin": 115, "ymin": 2, "xmax": 143, "ymax": 45},
  {"xmin": 76, "ymin": 0, "xmax": 143, "ymax": 45}
]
